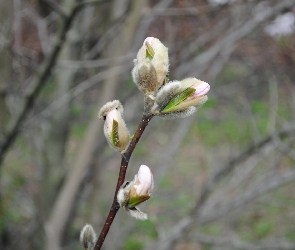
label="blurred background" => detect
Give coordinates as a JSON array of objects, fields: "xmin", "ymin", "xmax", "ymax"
[{"xmin": 1, "ymin": 0, "xmax": 295, "ymax": 249}]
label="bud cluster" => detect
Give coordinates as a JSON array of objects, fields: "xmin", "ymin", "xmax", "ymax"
[
  {"xmin": 131, "ymin": 37, "xmax": 210, "ymax": 118},
  {"xmin": 95, "ymin": 37, "xmax": 210, "ymax": 228}
]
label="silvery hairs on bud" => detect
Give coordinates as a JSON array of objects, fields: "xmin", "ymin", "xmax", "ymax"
[
  {"xmin": 158, "ymin": 106, "xmax": 197, "ymax": 120},
  {"xmin": 153, "ymin": 81, "xmax": 181, "ymax": 112},
  {"xmin": 117, "ymin": 181, "xmax": 133, "ymax": 208},
  {"xmin": 132, "ymin": 60, "xmax": 158, "ymax": 94},
  {"xmin": 98, "ymin": 100, "xmax": 123, "ymax": 118},
  {"xmin": 128, "ymin": 207, "xmax": 148, "ymax": 220},
  {"xmin": 117, "ymin": 181, "xmax": 149, "ymax": 220},
  {"xmin": 133, "ymin": 37, "xmax": 169, "ymax": 94},
  {"xmin": 80, "ymin": 224, "xmax": 97, "ymax": 250}
]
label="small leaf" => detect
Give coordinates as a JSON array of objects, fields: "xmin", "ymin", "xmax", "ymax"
[
  {"xmin": 128, "ymin": 195, "xmax": 150, "ymax": 207},
  {"xmin": 161, "ymin": 87, "xmax": 195, "ymax": 113},
  {"xmin": 130, "ymin": 134, "xmax": 134, "ymax": 140},
  {"xmin": 145, "ymin": 42, "xmax": 155, "ymax": 60},
  {"xmin": 111, "ymin": 119, "xmax": 119, "ymax": 146}
]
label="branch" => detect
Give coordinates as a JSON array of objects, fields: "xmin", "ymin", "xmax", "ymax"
[{"xmin": 94, "ymin": 114, "xmax": 153, "ymax": 250}]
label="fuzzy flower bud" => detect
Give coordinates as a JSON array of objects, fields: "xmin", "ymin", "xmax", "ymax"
[
  {"xmin": 80, "ymin": 224, "xmax": 97, "ymax": 250},
  {"xmin": 117, "ymin": 165, "xmax": 154, "ymax": 220},
  {"xmin": 165, "ymin": 78, "xmax": 210, "ymax": 112},
  {"xmin": 132, "ymin": 37, "xmax": 169, "ymax": 94},
  {"xmin": 152, "ymin": 78, "xmax": 209, "ymax": 118},
  {"xmin": 98, "ymin": 100, "xmax": 130, "ymax": 153}
]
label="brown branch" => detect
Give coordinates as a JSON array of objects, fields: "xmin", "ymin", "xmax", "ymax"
[{"xmin": 94, "ymin": 114, "xmax": 153, "ymax": 250}]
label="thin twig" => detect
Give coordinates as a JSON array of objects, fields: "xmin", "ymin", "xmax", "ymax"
[
  {"xmin": 94, "ymin": 114, "xmax": 153, "ymax": 250},
  {"xmin": 43, "ymin": 0, "xmax": 67, "ymax": 18}
]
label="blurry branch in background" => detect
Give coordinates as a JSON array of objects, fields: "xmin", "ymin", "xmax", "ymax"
[
  {"xmin": 59, "ymin": 53, "xmax": 135, "ymax": 68},
  {"xmin": 189, "ymin": 232, "xmax": 295, "ymax": 250},
  {"xmin": 0, "ymin": 0, "xmax": 106, "ymax": 168},
  {"xmin": 176, "ymin": 0, "xmax": 295, "ymax": 77},
  {"xmin": 194, "ymin": 124, "xmax": 295, "ymax": 218},
  {"xmin": 28, "ymin": 65, "xmax": 130, "ymax": 122},
  {"xmin": 148, "ymin": 123, "xmax": 295, "ymax": 250},
  {"xmin": 43, "ymin": 0, "xmax": 68, "ymax": 18},
  {"xmin": 200, "ymin": 168, "xmax": 295, "ymax": 224},
  {"xmin": 267, "ymin": 76, "xmax": 279, "ymax": 134},
  {"xmin": 45, "ymin": 1, "xmax": 147, "ymax": 249},
  {"xmin": 144, "ymin": 2, "xmax": 295, "ymax": 248},
  {"xmin": 239, "ymin": 95, "xmax": 261, "ymax": 140}
]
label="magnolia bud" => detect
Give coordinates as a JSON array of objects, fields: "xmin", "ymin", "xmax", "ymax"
[
  {"xmin": 129, "ymin": 164, "xmax": 153, "ymax": 199},
  {"xmin": 132, "ymin": 61, "xmax": 158, "ymax": 94},
  {"xmin": 117, "ymin": 165, "xmax": 154, "ymax": 220},
  {"xmin": 80, "ymin": 224, "xmax": 97, "ymax": 250},
  {"xmin": 98, "ymin": 100, "xmax": 130, "ymax": 153},
  {"xmin": 132, "ymin": 37, "xmax": 169, "ymax": 94},
  {"xmin": 160, "ymin": 78, "xmax": 210, "ymax": 114},
  {"xmin": 152, "ymin": 80, "xmax": 181, "ymax": 112}
]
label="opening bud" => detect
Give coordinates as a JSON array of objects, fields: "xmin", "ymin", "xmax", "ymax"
[
  {"xmin": 161, "ymin": 78, "xmax": 210, "ymax": 114},
  {"xmin": 98, "ymin": 100, "xmax": 130, "ymax": 153},
  {"xmin": 117, "ymin": 165, "xmax": 154, "ymax": 220}
]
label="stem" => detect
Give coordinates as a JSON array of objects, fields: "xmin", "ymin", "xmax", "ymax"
[{"xmin": 94, "ymin": 114, "xmax": 153, "ymax": 250}]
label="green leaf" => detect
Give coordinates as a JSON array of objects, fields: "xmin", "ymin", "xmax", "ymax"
[
  {"xmin": 128, "ymin": 195, "xmax": 150, "ymax": 207},
  {"xmin": 145, "ymin": 42, "xmax": 155, "ymax": 60},
  {"xmin": 130, "ymin": 134, "xmax": 134, "ymax": 140},
  {"xmin": 111, "ymin": 119, "xmax": 119, "ymax": 146},
  {"xmin": 161, "ymin": 87, "xmax": 195, "ymax": 113}
]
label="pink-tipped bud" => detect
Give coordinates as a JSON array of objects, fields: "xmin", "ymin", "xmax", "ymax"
[
  {"xmin": 157, "ymin": 78, "xmax": 210, "ymax": 117},
  {"xmin": 192, "ymin": 81, "xmax": 210, "ymax": 97},
  {"xmin": 98, "ymin": 100, "xmax": 130, "ymax": 153},
  {"xmin": 178, "ymin": 78, "xmax": 210, "ymax": 107},
  {"xmin": 105, "ymin": 109, "xmax": 119, "ymax": 129}
]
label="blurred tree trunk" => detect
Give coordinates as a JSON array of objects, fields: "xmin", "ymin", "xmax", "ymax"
[
  {"xmin": 0, "ymin": 2, "xmax": 12, "ymax": 143},
  {"xmin": 45, "ymin": 1, "xmax": 146, "ymax": 249}
]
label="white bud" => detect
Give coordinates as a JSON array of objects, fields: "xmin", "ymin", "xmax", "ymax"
[
  {"xmin": 117, "ymin": 165, "xmax": 154, "ymax": 220},
  {"xmin": 131, "ymin": 165, "xmax": 153, "ymax": 197},
  {"xmin": 80, "ymin": 224, "xmax": 97, "ymax": 250},
  {"xmin": 133, "ymin": 37, "xmax": 169, "ymax": 94},
  {"xmin": 98, "ymin": 100, "xmax": 130, "ymax": 152}
]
